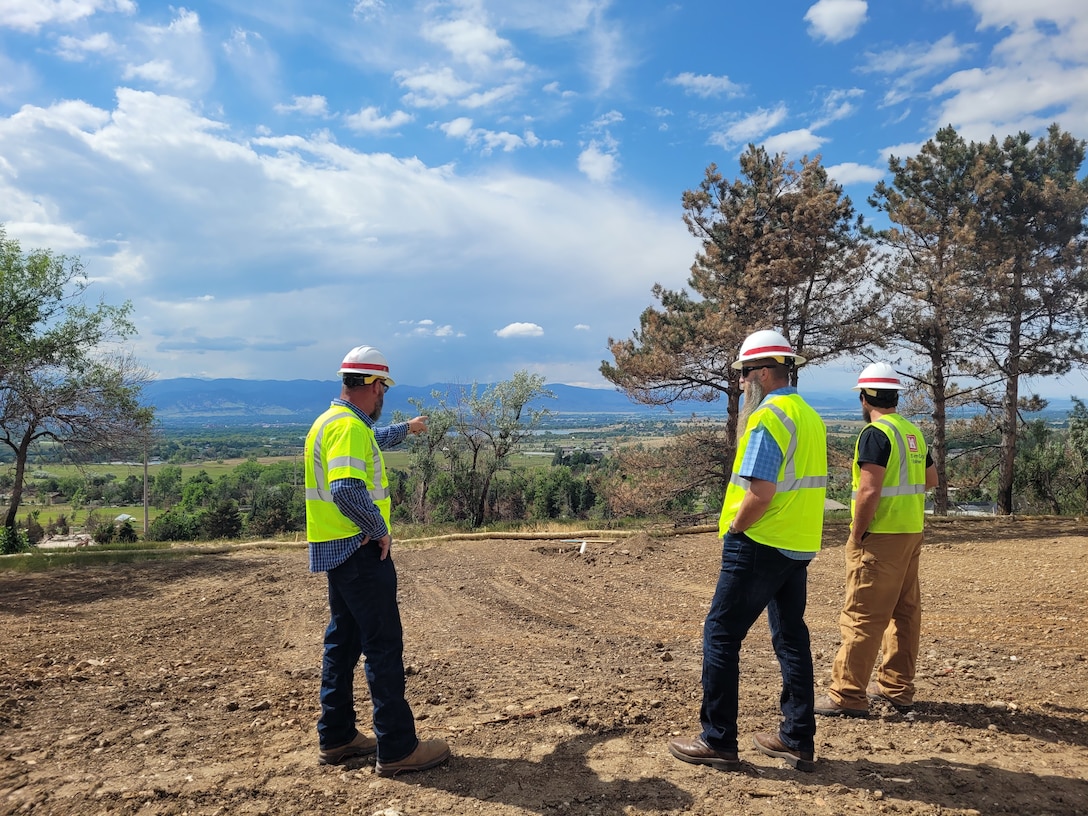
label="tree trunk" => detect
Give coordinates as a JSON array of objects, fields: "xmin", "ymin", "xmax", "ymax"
[
  {"xmin": 473, "ymin": 470, "xmax": 494, "ymax": 528},
  {"xmin": 930, "ymin": 352, "xmax": 949, "ymax": 515},
  {"xmin": 997, "ymin": 374, "xmax": 1019, "ymax": 514},
  {"xmin": 3, "ymin": 436, "xmax": 32, "ymax": 530},
  {"xmin": 997, "ymin": 263, "xmax": 1025, "ymax": 515}
]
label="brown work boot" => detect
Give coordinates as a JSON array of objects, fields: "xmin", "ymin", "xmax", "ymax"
[
  {"xmin": 867, "ymin": 681, "xmax": 913, "ymax": 712},
  {"xmin": 318, "ymin": 731, "xmax": 377, "ymax": 765},
  {"xmin": 752, "ymin": 732, "xmax": 815, "ymax": 772},
  {"xmin": 814, "ymin": 693, "xmax": 869, "ymax": 718},
  {"xmin": 667, "ymin": 736, "xmax": 742, "ymax": 771},
  {"xmin": 375, "ymin": 738, "xmax": 451, "ymax": 777}
]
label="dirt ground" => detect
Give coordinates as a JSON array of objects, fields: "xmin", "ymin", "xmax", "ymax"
[{"xmin": 1, "ymin": 516, "xmax": 1087, "ymax": 816}]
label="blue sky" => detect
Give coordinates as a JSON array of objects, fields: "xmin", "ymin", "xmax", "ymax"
[{"xmin": 1, "ymin": 1, "xmax": 1087, "ymax": 398}]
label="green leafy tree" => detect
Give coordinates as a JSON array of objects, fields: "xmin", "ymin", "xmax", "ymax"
[
  {"xmin": 180, "ymin": 470, "xmax": 214, "ymax": 510},
  {"xmin": 0, "ymin": 225, "xmax": 153, "ymax": 531},
  {"xmin": 435, "ymin": 371, "xmax": 553, "ymax": 527},
  {"xmin": 216, "ymin": 458, "xmax": 264, "ymax": 506},
  {"xmin": 151, "ymin": 464, "xmax": 183, "ymax": 508},
  {"xmin": 490, "ymin": 470, "xmax": 529, "ymax": 521},
  {"xmin": 402, "ymin": 398, "xmax": 456, "ymax": 523}
]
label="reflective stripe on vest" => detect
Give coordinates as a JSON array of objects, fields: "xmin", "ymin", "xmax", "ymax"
[
  {"xmin": 719, "ymin": 393, "xmax": 828, "ymax": 552},
  {"xmin": 850, "ymin": 414, "xmax": 928, "ymax": 534},
  {"xmin": 728, "ymin": 404, "xmax": 829, "ymax": 493},
  {"xmin": 306, "ymin": 410, "xmax": 390, "ymax": 503},
  {"xmin": 849, "ymin": 418, "xmax": 925, "ymax": 500},
  {"xmin": 304, "ymin": 404, "xmax": 391, "ymax": 543}
]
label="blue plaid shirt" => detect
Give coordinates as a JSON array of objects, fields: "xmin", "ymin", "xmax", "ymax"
[
  {"xmin": 308, "ymin": 399, "xmax": 410, "ymax": 573},
  {"xmin": 737, "ymin": 387, "xmax": 816, "ymax": 562}
]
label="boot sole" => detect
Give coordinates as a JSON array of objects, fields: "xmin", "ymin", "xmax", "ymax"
[
  {"xmin": 815, "ymin": 705, "xmax": 869, "ymax": 718},
  {"xmin": 318, "ymin": 745, "xmax": 377, "ymax": 765},
  {"xmin": 752, "ymin": 736, "xmax": 815, "ymax": 772},
  {"xmin": 667, "ymin": 744, "xmax": 743, "ymax": 771},
  {"xmin": 375, "ymin": 747, "xmax": 451, "ymax": 777}
]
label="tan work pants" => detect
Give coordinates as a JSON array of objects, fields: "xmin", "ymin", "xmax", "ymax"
[{"xmin": 829, "ymin": 530, "xmax": 923, "ymax": 708}]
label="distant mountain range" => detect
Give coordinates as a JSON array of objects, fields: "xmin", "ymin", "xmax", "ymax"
[
  {"xmin": 140, "ymin": 378, "xmax": 748, "ymax": 425},
  {"xmin": 139, "ymin": 378, "xmax": 1075, "ymax": 427}
]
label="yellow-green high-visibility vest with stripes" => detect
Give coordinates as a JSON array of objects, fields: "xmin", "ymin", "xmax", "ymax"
[
  {"xmin": 718, "ymin": 392, "xmax": 828, "ymax": 552},
  {"xmin": 304, "ymin": 403, "xmax": 391, "ymax": 542},
  {"xmin": 851, "ymin": 413, "xmax": 928, "ymax": 534}
]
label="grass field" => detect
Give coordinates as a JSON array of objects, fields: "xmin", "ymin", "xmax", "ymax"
[
  {"xmin": 16, "ymin": 448, "xmax": 558, "ymax": 532},
  {"xmin": 27, "ymin": 448, "xmax": 556, "ymax": 482}
]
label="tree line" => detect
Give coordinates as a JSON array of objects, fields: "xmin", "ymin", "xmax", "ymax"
[
  {"xmin": 602, "ymin": 123, "xmax": 1088, "ymax": 517},
  {"xmin": 9, "ymin": 382, "xmax": 1088, "ymax": 550},
  {"xmin": 3, "ymin": 122, "xmax": 1087, "ymax": 551}
]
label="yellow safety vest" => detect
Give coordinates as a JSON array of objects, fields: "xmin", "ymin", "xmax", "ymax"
[
  {"xmin": 304, "ymin": 403, "xmax": 391, "ymax": 542},
  {"xmin": 718, "ymin": 392, "xmax": 828, "ymax": 552},
  {"xmin": 851, "ymin": 414, "xmax": 928, "ymax": 534}
]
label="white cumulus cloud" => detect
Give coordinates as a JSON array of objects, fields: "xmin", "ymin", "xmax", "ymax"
[
  {"xmin": 825, "ymin": 161, "xmax": 885, "ymax": 185},
  {"xmin": 495, "ymin": 322, "xmax": 544, "ymax": 338},
  {"xmin": 761, "ymin": 128, "xmax": 826, "ymax": 157},
  {"xmin": 804, "ymin": 0, "xmax": 868, "ymax": 43}
]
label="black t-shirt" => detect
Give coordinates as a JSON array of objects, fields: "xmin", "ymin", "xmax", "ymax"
[{"xmin": 856, "ymin": 425, "xmax": 934, "ymax": 468}]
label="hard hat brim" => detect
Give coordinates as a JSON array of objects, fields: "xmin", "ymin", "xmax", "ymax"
[
  {"xmin": 338, "ymin": 365, "xmax": 396, "ymax": 386},
  {"xmin": 730, "ymin": 353, "xmax": 806, "ymax": 370},
  {"xmin": 851, "ymin": 378, "xmax": 903, "ymax": 391}
]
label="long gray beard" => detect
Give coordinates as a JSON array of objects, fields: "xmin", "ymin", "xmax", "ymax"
[
  {"xmin": 369, "ymin": 392, "xmax": 384, "ymax": 423},
  {"xmin": 737, "ymin": 379, "xmax": 766, "ymax": 445}
]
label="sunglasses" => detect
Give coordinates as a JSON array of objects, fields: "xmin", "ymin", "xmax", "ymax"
[
  {"xmin": 740, "ymin": 364, "xmax": 775, "ymax": 378},
  {"xmin": 364, "ymin": 377, "xmax": 390, "ymax": 392}
]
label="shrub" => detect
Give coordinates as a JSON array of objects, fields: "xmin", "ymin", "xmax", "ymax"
[
  {"xmin": 248, "ymin": 485, "xmax": 304, "ymax": 535},
  {"xmin": 116, "ymin": 519, "xmax": 139, "ymax": 543},
  {"xmin": 91, "ymin": 520, "xmax": 116, "ymax": 545},
  {"xmin": 0, "ymin": 526, "xmax": 31, "ymax": 555},
  {"xmin": 46, "ymin": 514, "xmax": 70, "ymax": 536},
  {"xmin": 23, "ymin": 512, "xmax": 45, "ymax": 546},
  {"xmin": 147, "ymin": 509, "xmax": 200, "ymax": 542},
  {"xmin": 200, "ymin": 500, "xmax": 243, "ymax": 540}
]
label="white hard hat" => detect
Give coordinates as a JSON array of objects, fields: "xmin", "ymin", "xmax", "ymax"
[
  {"xmin": 852, "ymin": 361, "xmax": 903, "ymax": 392},
  {"xmin": 731, "ymin": 329, "xmax": 806, "ymax": 369},
  {"xmin": 338, "ymin": 345, "xmax": 395, "ymax": 386}
]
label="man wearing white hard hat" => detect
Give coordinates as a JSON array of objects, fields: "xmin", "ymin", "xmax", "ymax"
[
  {"xmin": 669, "ymin": 330, "xmax": 827, "ymax": 773},
  {"xmin": 305, "ymin": 345, "xmax": 450, "ymax": 775},
  {"xmin": 815, "ymin": 362, "xmax": 937, "ymax": 718}
]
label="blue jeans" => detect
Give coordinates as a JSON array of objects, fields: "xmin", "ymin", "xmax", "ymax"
[
  {"xmin": 318, "ymin": 542, "xmax": 418, "ymax": 762},
  {"xmin": 699, "ymin": 532, "xmax": 816, "ymax": 754}
]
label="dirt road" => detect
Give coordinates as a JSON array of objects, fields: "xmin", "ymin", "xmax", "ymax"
[{"xmin": 1, "ymin": 517, "xmax": 1086, "ymax": 815}]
